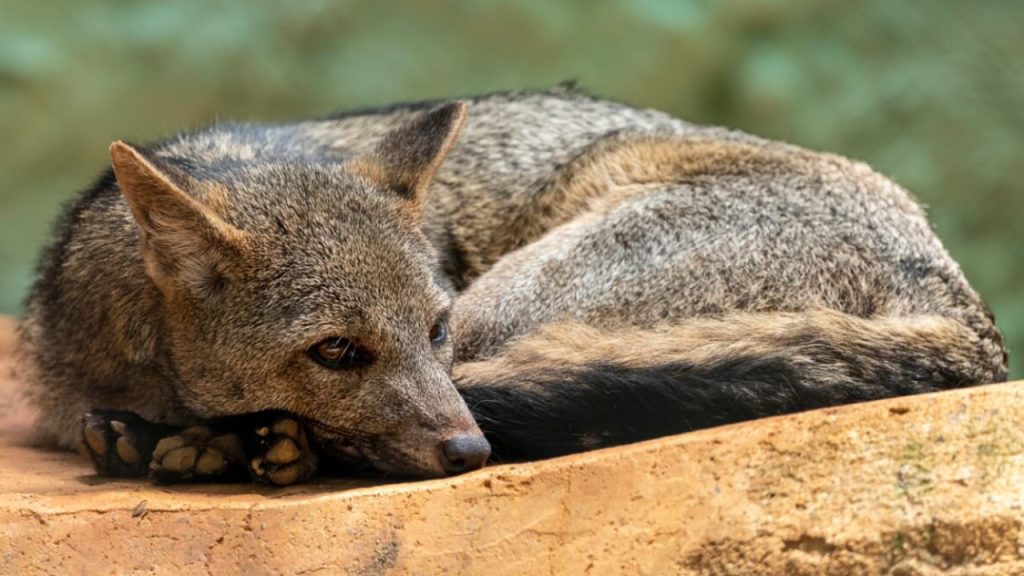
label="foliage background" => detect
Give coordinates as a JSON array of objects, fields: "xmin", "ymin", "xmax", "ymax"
[{"xmin": 1, "ymin": 0, "xmax": 1020, "ymax": 377}]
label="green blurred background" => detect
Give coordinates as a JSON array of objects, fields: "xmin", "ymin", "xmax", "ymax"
[{"xmin": 1, "ymin": 0, "xmax": 1020, "ymax": 377}]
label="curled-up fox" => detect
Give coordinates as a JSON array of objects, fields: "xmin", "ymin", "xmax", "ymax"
[{"xmin": 18, "ymin": 86, "xmax": 1007, "ymax": 485}]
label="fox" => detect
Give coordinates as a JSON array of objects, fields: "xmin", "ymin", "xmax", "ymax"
[{"xmin": 17, "ymin": 85, "xmax": 1008, "ymax": 485}]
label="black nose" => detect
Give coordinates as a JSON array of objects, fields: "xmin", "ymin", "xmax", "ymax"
[{"xmin": 439, "ymin": 435, "xmax": 491, "ymax": 475}]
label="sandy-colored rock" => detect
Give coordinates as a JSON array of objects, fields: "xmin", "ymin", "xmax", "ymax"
[{"xmin": 0, "ymin": 315, "xmax": 1022, "ymax": 575}]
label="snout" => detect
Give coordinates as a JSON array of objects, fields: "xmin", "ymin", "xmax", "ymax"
[{"xmin": 439, "ymin": 434, "xmax": 491, "ymax": 475}]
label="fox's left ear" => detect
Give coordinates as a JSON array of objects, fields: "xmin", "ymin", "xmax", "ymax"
[{"xmin": 350, "ymin": 102, "xmax": 467, "ymax": 216}]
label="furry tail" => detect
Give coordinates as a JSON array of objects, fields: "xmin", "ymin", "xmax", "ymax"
[{"xmin": 455, "ymin": 310, "xmax": 1006, "ymax": 460}]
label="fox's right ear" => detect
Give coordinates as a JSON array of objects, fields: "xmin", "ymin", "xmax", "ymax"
[{"xmin": 109, "ymin": 141, "xmax": 246, "ymax": 297}]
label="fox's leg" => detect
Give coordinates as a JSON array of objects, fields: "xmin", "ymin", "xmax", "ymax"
[
  {"xmin": 149, "ymin": 412, "xmax": 317, "ymax": 486},
  {"xmin": 451, "ymin": 182, "xmax": 744, "ymax": 362},
  {"xmin": 81, "ymin": 410, "xmax": 248, "ymax": 482},
  {"xmin": 147, "ymin": 423, "xmax": 248, "ymax": 484},
  {"xmin": 81, "ymin": 411, "xmax": 316, "ymax": 486},
  {"xmin": 80, "ymin": 411, "xmax": 181, "ymax": 477}
]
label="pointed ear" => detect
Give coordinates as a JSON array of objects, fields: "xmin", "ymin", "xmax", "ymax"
[
  {"xmin": 349, "ymin": 102, "xmax": 467, "ymax": 214},
  {"xmin": 109, "ymin": 141, "xmax": 245, "ymax": 297}
]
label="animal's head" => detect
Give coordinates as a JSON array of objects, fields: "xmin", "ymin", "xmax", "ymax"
[{"xmin": 108, "ymin": 103, "xmax": 490, "ymax": 477}]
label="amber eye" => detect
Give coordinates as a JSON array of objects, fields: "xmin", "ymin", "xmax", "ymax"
[
  {"xmin": 308, "ymin": 337, "xmax": 372, "ymax": 370},
  {"xmin": 430, "ymin": 318, "xmax": 448, "ymax": 346}
]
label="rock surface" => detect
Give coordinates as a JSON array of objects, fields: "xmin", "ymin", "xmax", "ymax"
[{"xmin": 1, "ymin": 315, "xmax": 1022, "ymax": 575}]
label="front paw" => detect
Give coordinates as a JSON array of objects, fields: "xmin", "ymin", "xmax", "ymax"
[
  {"xmin": 249, "ymin": 417, "xmax": 317, "ymax": 486},
  {"xmin": 80, "ymin": 411, "xmax": 169, "ymax": 477},
  {"xmin": 149, "ymin": 426, "xmax": 246, "ymax": 484}
]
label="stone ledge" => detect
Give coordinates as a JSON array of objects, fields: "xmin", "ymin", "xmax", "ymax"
[{"xmin": 1, "ymin": 315, "xmax": 1022, "ymax": 575}]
